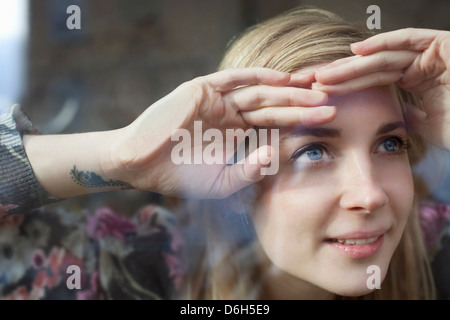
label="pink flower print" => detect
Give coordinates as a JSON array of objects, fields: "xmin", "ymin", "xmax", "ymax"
[
  {"xmin": 31, "ymin": 249, "xmax": 47, "ymax": 269},
  {"xmin": 0, "ymin": 203, "xmax": 19, "ymax": 219},
  {"xmin": 0, "ymin": 213, "xmax": 23, "ymax": 228},
  {"xmin": 163, "ymin": 252, "xmax": 184, "ymax": 291},
  {"xmin": 6, "ymin": 286, "xmax": 29, "ymax": 300},
  {"xmin": 419, "ymin": 202, "xmax": 450, "ymax": 250},
  {"xmin": 77, "ymin": 271, "xmax": 104, "ymax": 300},
  {"xmin": 86, "ymin": 207, "xmax": 136, "ymax": 242}
]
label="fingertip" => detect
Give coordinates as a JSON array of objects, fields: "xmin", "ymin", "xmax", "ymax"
[
  {"xmin": 302, "ymin": 87, "xmax": 329, "ymax": 105},
  {"xmin": 350, "ymin": 42, "xmax": 361, "ymax": 53},
  {"xmin": 242, "ymin": 146, "xmax": 272, "ymax": 175},
  {"xmin": 220, "ymin": 145, "xmax": 275, "ymax": 197},
  {"xmin": 350, "ymin": 41, "xmax": 370, "ymax": 55},
  {"xmin": 314, "ymin": 70, "xmax": 324, "ymax": 83},
  {"xmin": 316, "ymin": 90, "xmax": 329, "ymax": 104},
  {"xmin": 311, "ymin": 82, "xmax": 332, "ymax": 93},
  {"xmin": 350, "ymin": 40, "xmax": 378, "ymax": 56},
  {"xmin": 311, "ymin": 81, "xmax": 323, "ymax": 90},
  {"xmin": 301, "ymin": 106, "xmax": 337, "ymax": 126},
  {"xmin": 274, "ymin": 70, "xmax": 292, "ymax": 83},
  {"xmin": 314, "ymin": 70, "xmax": 334, "ymax": 85},
  {"xmin": 320, "ymin": 106, "xmax": 337, "ymax": 120},
  {"xmin": 257, "ymin": 145, "xmax": 273, "ymax": 166},
  {"xmin": 289, "ymin": 71, "xmax": 316, "ymax": 86},
  {"xmin": 257, "ymin": 70, "xmax": 292, "ymax": 87}
]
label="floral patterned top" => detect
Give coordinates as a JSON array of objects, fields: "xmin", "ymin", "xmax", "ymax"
[
  {"xmin": 0, "ymin": 105, "xmax": 183, "ymax": 300},
  {"xmin": 0, "ymin": 105, "xmax": 449, "ymax": 300}
]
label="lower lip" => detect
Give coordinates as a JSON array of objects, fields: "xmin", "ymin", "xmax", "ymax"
[{"xmin": 326, "ymin": 235, "xmax": 384, "ymax": 259}]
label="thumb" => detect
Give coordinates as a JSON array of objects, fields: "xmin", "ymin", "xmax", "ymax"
[{"xmin": 218, "ymin": 145, "xmax": 274, "ymax": 198}]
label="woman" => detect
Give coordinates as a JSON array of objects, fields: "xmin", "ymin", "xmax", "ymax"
[
  {"xmin": 179, "ymin": 7, "xmax": 448, "ymax": 299},
  {"xmin": 1, "ymin": 7, "xmax": 449, "ymax": 299}
]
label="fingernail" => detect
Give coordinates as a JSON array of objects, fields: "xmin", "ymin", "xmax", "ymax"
[
  {"xmin": 258, "ymin": 147, "xmax": 272, "ymax": 165},
  {"xmin": 314, "ymin": 70, "xmax": 329, "ymax": 83},
  {"xmin": 350, "ymin": 42, "xmax": 362, "ymax": 52},
  {"xmin": 273, "ymin": 71, "xmax": 291, "ymax": 81},
  {"xmin": 311, "ymin": 82, "xmax": 325, "ymax": 90},
  {"xmin": 318, "ymin": 106, "xmax": 336, "ymax": 118},
  {"xmin": 290, "ymin": 72, "xmax": 314, "ymax": 82},
  {"xmin": 309, "ymin": 90, "xmax": 328, "ymax": 103}
]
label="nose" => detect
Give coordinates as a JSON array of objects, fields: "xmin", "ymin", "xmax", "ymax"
[{"xmin": 339, "ymin": 153, "xmax": 388, "ymax": 214}]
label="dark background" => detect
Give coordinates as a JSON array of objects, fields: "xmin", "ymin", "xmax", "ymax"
[
  {"xmin": 15, "ymin": 0, "xmax": 450, "ymax": 209},
  {"xmin": 24, "ymin": 0, "xmax": 450, "ymax": 132}
]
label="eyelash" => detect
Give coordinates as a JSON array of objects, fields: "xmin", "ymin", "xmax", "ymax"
[
  {"xmin": 290, "ymin": 143, "xmax": 332, "ymax": 167},
  {"xmin": 290, "ymin": 134, "xmax": 412, "ymax": 166},
  {"xmin": 377, "ymin": 134, "xmax": 411, "ymax": 155}
]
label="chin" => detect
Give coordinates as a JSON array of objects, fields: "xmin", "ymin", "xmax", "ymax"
[
  {"xmin": 322, "ymin": 268, "xmax": 388, "ymax": 298},
  {"xmin": 330, "ymin": 284, "xmax": 378, "ymax": 298}
]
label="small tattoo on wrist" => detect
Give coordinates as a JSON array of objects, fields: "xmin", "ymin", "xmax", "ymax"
[{"xmin": 70, "ymin": 165, "xmax": 134, "ymax": 190}]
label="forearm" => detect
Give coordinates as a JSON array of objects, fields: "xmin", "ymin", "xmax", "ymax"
[{"xmin": 23, "ymin": 128, "xmax": 133, "ymax": 199}]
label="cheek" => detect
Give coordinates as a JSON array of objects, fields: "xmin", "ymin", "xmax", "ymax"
[
  {"xmin": 379, "ymin": 159, "xmax": 415, "ymax": 224},
  {"xmin": 252, "ymin": 172, "xmax": 335, "ymax": 271}
]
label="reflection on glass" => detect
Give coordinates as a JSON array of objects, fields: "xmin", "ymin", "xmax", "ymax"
[{"xmin": 0, "ymin": 0, "xmax": 28, "ymax": 112}]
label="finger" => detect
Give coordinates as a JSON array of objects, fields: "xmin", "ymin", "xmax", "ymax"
[
  {"xmin": 241, "ymin": 106, "xmax": 336, "ymax": 126},
  {"xmin": 312, "ymin": 70, "xmax": 402, "ymax": 95},
  {"xmin": 315, "ymin": 50, "xmax": 417, "ymax": 85},
  {"xmin": 315, "ymin": 55, "xmax": 361, "ymax": 70},
  {"xmin": 225, "ymin": 86, "xmax": 328, "ymax": 111},
  {"xmin": 287, "ymin": 71, "xmax": 317, "ymax": 87},
  {"xmin": 398, "ymin": 54, "xmax": 447, "ymax": 91},
  {"xmin": 202, "ymin": 68, "xmax": 291, "ymax": 92},
  {"xmin": 350, "ymin": 28, "xmax": 440, "ymax": 55},
  {"xmin": 217, "ymin": 145, "xmax": 274, "ymax": 198}
]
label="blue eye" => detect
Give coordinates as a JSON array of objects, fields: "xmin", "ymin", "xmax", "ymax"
[
  {"xmin": 305, "ymin": 147, "xmax": 324, "ymax": 160},
  {"xmin": 377, "ymin": 136, "xmax": 409, "ymax": 154},
  {"xmin": 291, "ymin": 143, "xmax": 331, "ymax": 167},
  {"xmin": 383, "ymin": 138, "xmax": 398, "ymax": 152}
]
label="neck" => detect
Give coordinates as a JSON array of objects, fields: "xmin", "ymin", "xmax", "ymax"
[
  {"xmin": 256, "ymin": 245, "xmax": 334, "ymax": 300},
  {"xmin": 261, "ymin": 266, "xmax": 334, "ymax": 300}
]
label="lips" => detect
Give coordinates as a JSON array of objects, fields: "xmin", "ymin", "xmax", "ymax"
[
  {"xmin": 325, "ymin": 230, "xmax": 386, "ymax": 259},
  {"xmin": 328, "ymin": 236, "xmax": 379, "ymax": 246}
]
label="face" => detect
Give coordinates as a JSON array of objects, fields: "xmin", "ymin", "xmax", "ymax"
[{"xmin": 252, "ymin": 85, "xmax": 414, "ymax": 297}]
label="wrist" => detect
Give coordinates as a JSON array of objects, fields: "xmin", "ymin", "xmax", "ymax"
[
  {"xmin": 105, "ymin": 124, "xmax": 160, "ymax": 193},
  {"xmin": 98, "ymin": 126, "xmax": 140, "ymax": 189},
  {"xmin": 23, "ymin": 129, "xmax": 135, "ymax": 199}
]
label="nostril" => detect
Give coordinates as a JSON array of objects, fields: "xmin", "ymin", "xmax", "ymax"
[
  {"xmin": 340, "ymin": 180, "xmax": 389, "ymax": 213},
  {"xmin": 348, "ymin": 207, "xmax": 372, "ymax": 214}
]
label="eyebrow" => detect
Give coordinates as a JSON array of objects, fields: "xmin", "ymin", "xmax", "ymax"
[
  {"xmin": 281, "ymin": 121, "xmax": 407, "ymax": 143},
  {"xmin": 291, "ymin": 127, "xmax": 341, "ymax": 138},
  {"xmin": 376, "ymin": 121, "xmax": 406, "ymax": 135},
  {"xmin": 281, "ymin": 127, "xmax": 341, "ymax": 144}
]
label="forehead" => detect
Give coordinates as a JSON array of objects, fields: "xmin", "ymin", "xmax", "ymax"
[
  {"xmin": 328, "ymin": 85, "xmax": 402, "ymax": 118},
  {"xmin": 279, "ymin": 85, "xmax": 404, "ymax": 137}
]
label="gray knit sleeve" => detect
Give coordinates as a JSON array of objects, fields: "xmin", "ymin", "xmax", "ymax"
[{"xmin": 0, "ymin": 105, "xmax": 59, "ymax": 216}]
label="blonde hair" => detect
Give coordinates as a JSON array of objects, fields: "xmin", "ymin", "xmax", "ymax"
[{"xmin": 180, "ymin": 6, "xmax": 435, "ymax": 300}]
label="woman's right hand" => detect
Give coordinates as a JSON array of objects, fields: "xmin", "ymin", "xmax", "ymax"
[
  {"xmin": 313, "ymin": 28, "xmax": 450, "ymax": 151},
  {"xmin": 108, "ymin": 68, "xmax": 336, "ymax": 199}
]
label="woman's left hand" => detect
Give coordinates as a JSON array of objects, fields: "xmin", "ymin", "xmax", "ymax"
[{"xmin": 313, "ymin": 28, "xmax": 450, "ymax": 150}]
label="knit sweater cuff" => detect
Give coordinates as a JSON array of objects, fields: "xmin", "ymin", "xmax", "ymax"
[{"xmin": 0, "ymin": 105, "xmax": 59, "ymax": 215}]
